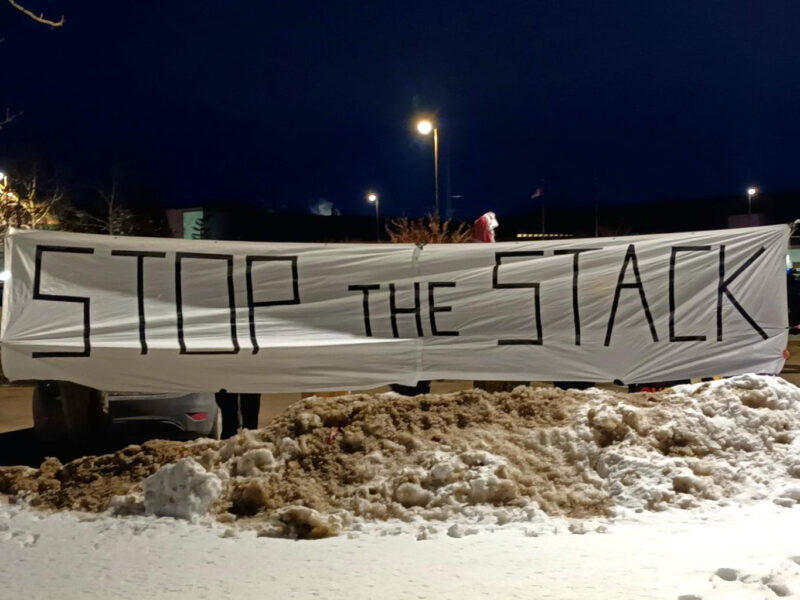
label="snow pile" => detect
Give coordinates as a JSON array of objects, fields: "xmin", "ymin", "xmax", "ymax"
[
  {"xmin": 585, "ymin": 374, "xmax": 800, "ymax": 513},
  {"xmin": 210, "ymin": 385, "xmax": 611, "ymax": 532},
  {"xmin": 1, "ymin": 374, "xmax": 800, "ymax": 539},
  {"xmin": 142, "ymin": 457, "xmax": 222, "ymax": 521}
]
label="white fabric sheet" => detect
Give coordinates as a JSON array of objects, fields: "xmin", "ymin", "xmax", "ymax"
[{"xmin": 0, "ymin": 225, "xmax": 789, "ymax": 392}]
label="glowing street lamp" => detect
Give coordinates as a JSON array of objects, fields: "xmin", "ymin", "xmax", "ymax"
[
  {"xmin": 747, "ymin": 187, "xmax": 758, "ymax": 214},
  {"xmin": 415, "ymin": 119, "xmax": 440, "ymax": 214},
  {"xmin": 416, "ymin": 120, "xmax": 433, "ymax": 135},
  {"xmin": 366, "ymin": 192, "xmax": 379, "ymax": 241}
]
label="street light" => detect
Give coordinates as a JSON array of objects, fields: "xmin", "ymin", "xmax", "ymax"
[
  {"xmin": 416, "ymin": 118, "xmax": 440, "ymax": 214},
  {"xmin": 366, "ymin": 192, "xmax": 379, "ymax": 241},
  {"xmin": 747, "ymin": 187, "xmax": 758, "ymax": 214}
]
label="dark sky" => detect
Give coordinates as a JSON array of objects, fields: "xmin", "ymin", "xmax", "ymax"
[{"xmin": 2, "ymin": 0, "xmax": 800, "ymax": 219}]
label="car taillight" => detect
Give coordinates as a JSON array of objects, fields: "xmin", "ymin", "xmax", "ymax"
[{"xmin": 187, "ymin": 412, "xmax": 208, "ymax": 422}]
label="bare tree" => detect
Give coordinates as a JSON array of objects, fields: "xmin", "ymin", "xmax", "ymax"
[
  {"xmin": 7, "ymin": 0, "xmax": 64, "ymax": 27},
  {"xmin": 70, "ymin": 177, "xmax": 135, "ymax": 236},
  {"xmin": 0, "ymin": 171, "xmax": 63, "ymax": 235},
  {"xmin": 2, "ymin": 2, "xmax": 64, "ymax": 130},
  {"xmin": 386, "ymin": 213, "xmax": 472, "ymax": 244},
  {"xmin": 0, "ymin": 107, "xmax": 22, "ymax": 131},
  {"xmin": 0, "ymin": 39, "xmax": 23, "ymax": 131}
]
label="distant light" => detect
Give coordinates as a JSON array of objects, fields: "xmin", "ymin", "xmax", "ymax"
[
  {"xmin": 747, "ymin": 187, "xmax": 758, "ymax": 197},
  {"xmin": 367, "ymin": 193, "xmax": 378, "ymax": 203},
  {"xmin": 0, "ymin": 172, "xmax": 4, "ymax": 180},
  {"xmin": 0, "ymin": 271, "xmax": 9, "ymax": 282},
  {"xmin": 516, "ymin": 233, "xmax": 574, "ymax": 239},
  {"xmin": 416, "ymin": 120, "xmax": 433, "ymax": 135}
]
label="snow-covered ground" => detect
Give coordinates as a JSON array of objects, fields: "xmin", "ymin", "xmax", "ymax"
[
  {"xmin": 2, "ymin": 375, "xmax": 800, "ymax": 599},
  {"xmin": 2, "ymin": 498, "xmax": 799, "ymax": 599}
]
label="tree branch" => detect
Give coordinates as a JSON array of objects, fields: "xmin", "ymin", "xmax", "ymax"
[
  {"xmin": 0, "ymin": 108, "xmax": 22, "ymax": 130},
  {"xmin": 7, "ymin": 0, "xmax": 65, "ymax": 27}
]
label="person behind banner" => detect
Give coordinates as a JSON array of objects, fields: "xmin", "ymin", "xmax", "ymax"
[
  {"xmin": 470, "ymin": 210, "xmax": 529, "ymax": 393},
  {"xmin": 789, "ymin": 267, "xmax": 800, "ymax": 331},
  {"xmin": 473, "ymin": 211, "xmax": 499, "ymax": 242},
  {"xmin": 215, "ymin": 390, "xmax": 260, "ymax": 438},
  {"xmin": 392, "ymin": 211, "xmax": 497, "ymax": 396}
]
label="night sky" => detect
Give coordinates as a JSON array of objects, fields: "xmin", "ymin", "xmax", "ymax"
[{"xmin": 2, "ymin": 0, "xmax": 800, "ymax": 220}]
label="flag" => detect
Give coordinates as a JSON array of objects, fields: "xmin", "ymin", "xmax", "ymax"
[{"xmin": 530, "ymin": 187, "xmax": 544, "ymax": 199}]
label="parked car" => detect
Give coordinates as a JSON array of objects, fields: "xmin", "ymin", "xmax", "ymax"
[
  {"xmin": 104, "ymin": 390, "xmax": 221, "ymax": 441},
  {"xmin": 32, "ymin": 381, "xmax": 221, "ymax": 444}
]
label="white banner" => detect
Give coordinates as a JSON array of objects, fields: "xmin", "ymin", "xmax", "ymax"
[{"xmin": 0, "ymin": 225, "xmax": 790, "ymax": 392}]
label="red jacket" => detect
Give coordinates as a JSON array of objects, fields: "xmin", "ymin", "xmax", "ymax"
[{"xmin": 472, "ymin": 212, "xmax": 498, "ymax": 242}]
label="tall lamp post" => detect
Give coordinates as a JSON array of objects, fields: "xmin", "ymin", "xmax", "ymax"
[
  {"xmin": 416, "ymin": 119, "xmax": 439, "ymax": 214},
  {"xmin": 747, "ymin": 187, "xmax": 758, "ymax": 215},
  {"xmin": 367, "ymin": 192, "xmax": 379, "ymax": 241}
]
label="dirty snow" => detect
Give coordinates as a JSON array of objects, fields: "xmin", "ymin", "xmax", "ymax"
[
  {"xmin": 142, "ymin": 457, "xmax": 222, "ymax": 520},
  {"xmin": 4, "ymin": 374, "xmax": 800, "ymax": 535},
  {"xmin": 1, "ymin": 375, "xmax": 800, "ymax": 598}
]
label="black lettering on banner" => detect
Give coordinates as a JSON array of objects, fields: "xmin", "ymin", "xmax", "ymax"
[
  {"xmin": 668, "ymin": 246, "xmax": 711, "ymax": 342},
  {"xmin": 493, "ymin": 251, "xmax": 543, "ymax": 345},
  {"xmin": 348, "ymin": 284, "xmax": 380, "ymax": 337},
  {"xmin": 428, "ymin": 281, "xmax": 458, "ymax": 336},
  {"xmin": 554, "ymin": 249, "xmax": 593, "ymax": 345},
  {"xmin": 111, "ymin": 250, "xmax": 167, "ymax": 354},
  {"xmin": 717, "ymin": 245, "xmax": 768, "ymax": 341},
  {"xmin": 604, "ymin": 244, "xmax": 659, "ymax": 346},
  {"xmin": 389, "ymin": 282, "xmax": 423, "ymax": 338},
  {"xmin": 32, "ymin": 245, "xmax": 94, "ymax": 358},
  {"xmin": 246, "ymin": 255, "xmax": 300, "ymax": 353},
  {"xmin": 175, "ymin": 252, "xmax": 239, "ymax": 355}
]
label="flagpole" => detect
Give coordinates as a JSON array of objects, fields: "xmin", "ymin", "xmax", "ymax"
[
  {"xmin": 536, "ymin": 185, "xmax": 545, "ymax": 234},
  {"xmin": 541, "ymin": 200, "xmax": 545, "ymax": 234},
  {"xmin": 531, "ymin": 187, "xmax": 545, "ymax": 234}
]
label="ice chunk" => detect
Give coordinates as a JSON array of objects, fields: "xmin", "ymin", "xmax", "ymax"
[{"xmin": 143, "ymin": 458, "xmax": 222, "ymax": 521}]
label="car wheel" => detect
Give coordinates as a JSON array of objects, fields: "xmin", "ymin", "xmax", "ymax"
[{"xmin": 33, "ymin": 381, "xmax": 108, "ymax": 445}]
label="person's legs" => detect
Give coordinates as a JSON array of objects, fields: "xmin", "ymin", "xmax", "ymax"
[
  {"xmin": 389, "ymin": 381, "xmax": 431, "ymax": 396},
  {"xmin": 239, "ymin": 393, "xmax": 261, "ymax": 430},
  {"xmin": 215, "ymin": 391, "xmax": 239, "ymax": 439},
  {"xmin": 553, "ymin": 381, "xmax": 593, "ymax": 391}
]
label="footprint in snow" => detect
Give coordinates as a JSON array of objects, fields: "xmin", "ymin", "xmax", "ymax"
[
  {"xmin": 714, "ymin": 567, "xmax": 740, "ymax": 582},
  {"xmin": 10, "ymin": 531, "xmax": 39, "ymax": 547},
  {"xmin": 762, "ymin": 577, "xmax": 791, "ymax": 598}
]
